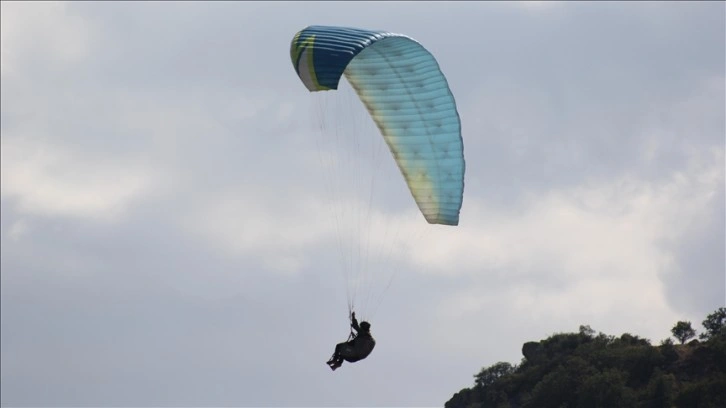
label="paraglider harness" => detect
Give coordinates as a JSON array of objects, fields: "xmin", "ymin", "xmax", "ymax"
[{"xmin": 346, "ymin": 312, "xmax": 357, "ymax": 342}]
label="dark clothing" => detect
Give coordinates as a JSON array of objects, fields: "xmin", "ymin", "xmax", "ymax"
[
  {"xmin": 327, "ymin": 316, "xmax": 375, "ymax": 370},
  {"xmin": 333, "ymin": 334, "xmax": 375, "ymax": 363}
]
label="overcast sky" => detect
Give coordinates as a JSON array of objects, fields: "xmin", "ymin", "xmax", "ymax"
[{"xmin": 1, "ymin": 1, "xmax": 724, "ymax": 407}]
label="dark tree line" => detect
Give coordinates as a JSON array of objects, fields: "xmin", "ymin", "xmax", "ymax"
[{"xmin": 446, "ymin": 307, "xmax": 726, "ymax": 408}]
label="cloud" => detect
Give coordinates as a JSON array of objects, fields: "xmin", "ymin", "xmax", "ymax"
[
  {"xmin": 7, "ymin": 219, "xmax": 29, "ymax": 242},
  {"xmin": 421, "ymin": 146, "xmax": 722, "ymax": 275},
  {"xmin": 178, "ymin": 175, "xmax": 433, "ymax": 279},
  {"xmin": 178, "ymin": 189, "xmax": 331, "ymax": 274},
  {"xmin": 1, "ymin": 136, "xmax": 157, "ymax": 223},
  {"xmin": 417, "ymin": 148, "xmax": 723, "ymax": 348},
  {"xmin": 1, "ymin": 1, "xmax": 93, "ymax": 76}
]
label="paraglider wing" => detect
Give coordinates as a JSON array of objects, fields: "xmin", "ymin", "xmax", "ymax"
[{"xmin": 291, "ymin": 25, "xmax": 464, "ymax": 226}]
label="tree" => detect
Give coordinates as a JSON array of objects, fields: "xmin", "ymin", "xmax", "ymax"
[
  {"xmin": 700, "ymin": 307, "xmax": 726, "ymax": 341},
  {"xmin": 671, "ymin": 321, "xmax": 696, "ymax": 344},
  {"xmin": 579, "ymin": 325, "xmax": 596, "ymax": 337},
  {"xmin": 446, "ymin": 309, "xmax": 726, "ymax": 408},
  {"xmin": 474, "ymin": 362, "xmax": 515, "ymax": 388}
]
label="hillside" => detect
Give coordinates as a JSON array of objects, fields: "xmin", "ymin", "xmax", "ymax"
[{"xmin": 445, "ymin": 308, "xmax": 726, "ymax": 408}]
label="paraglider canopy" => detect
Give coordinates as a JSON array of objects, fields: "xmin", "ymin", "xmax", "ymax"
[{"xmin": 290, "ymin": 25, "xmax": 465, "ymax": 226}]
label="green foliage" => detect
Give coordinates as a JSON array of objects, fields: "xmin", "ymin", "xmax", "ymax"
[
  {"xmin": 445, "ymin": 307, "xmax": 726, "ymax": 408},
  {"xmin": 671, "ymin": 321, "xmax": 696, "ymax": 344},
  {"xmin": 579, "ymin": 324, "xmax": 595, "ymax": 338},
  {"xmin": 674, "ymin": 372, "xmax": 726, "ymax": 408},
  {"xmin": 659, "ymin": 337, "xmax": 674, "ymax": 346},
  {"xmin": 576, "ymin": 368, "xmax": 635, "ymax": 408},
  {"xmin": 658, "ymin": 339, "xmax": 679, "ymax": 365},
  {"xmin": 525, "ymin": 364, "xmax": 580, "ymax": 408},
  {"xmin": 475, "ymin": 362, "xmax": 516, "ymax": 388},
  {"xmin": 700, "ymin": 307, "xmax": 726, "ymax": 341},
  {"xmin": 642, "ymin": 369, "xmax": 676, "ymax": 408}
]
